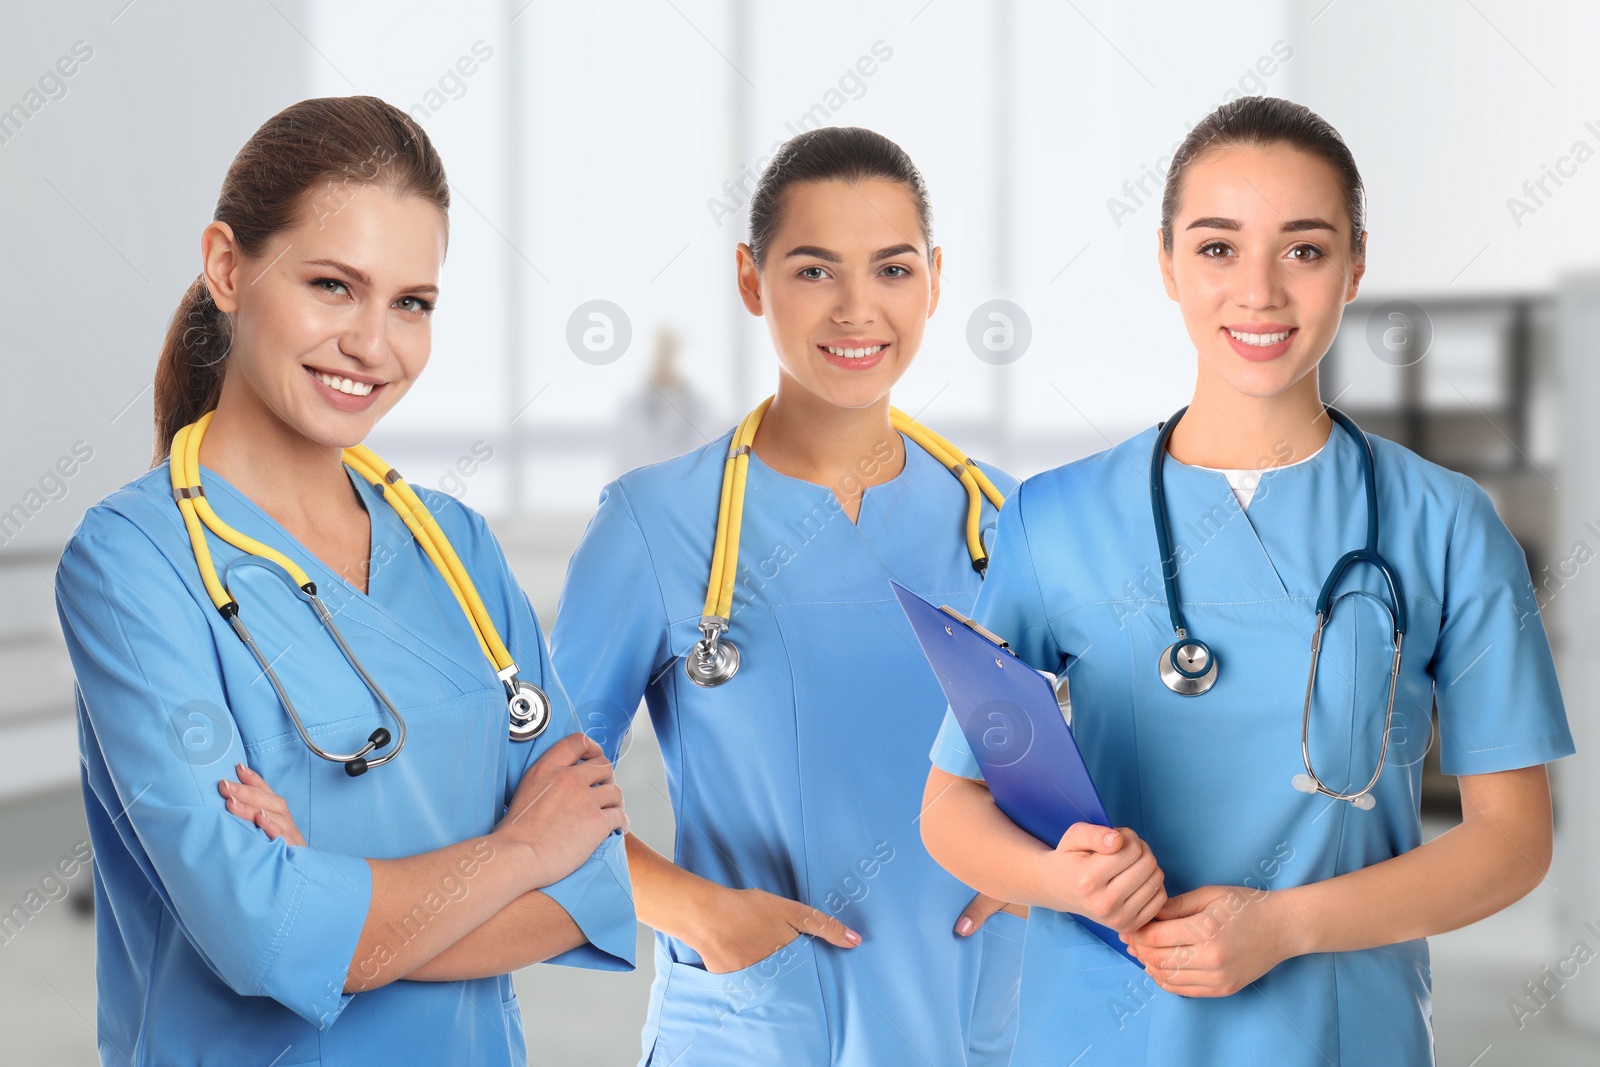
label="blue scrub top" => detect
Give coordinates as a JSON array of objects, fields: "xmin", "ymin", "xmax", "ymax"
[
  {"xmin": 551, "ymin": 428, "xmax": 1025, "ymax": 1067},
  {"xmin": 55, "ymin": 461, "xmax": 635, "ymax": 1067},
  {"xmin": 930, "ymin": 422, "xmax": 1574, "ymax": 1066}
]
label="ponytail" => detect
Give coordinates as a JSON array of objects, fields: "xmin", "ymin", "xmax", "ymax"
[{"xmin": 151, "ymin": 275, "xmax": 231, "ymax": 464}]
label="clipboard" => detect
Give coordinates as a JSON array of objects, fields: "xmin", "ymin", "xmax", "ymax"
[{"xmin": 891, "ymin": 581, "xmax": 1137, "ymax": 964}]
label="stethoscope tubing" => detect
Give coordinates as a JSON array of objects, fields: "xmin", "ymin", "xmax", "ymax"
[
  {"xmin": 1151, "ymin": 404, "xmax": 1409, "ymax": 807},
  {"xmin": 170, "ymin": 411, "xmax": 549, "ymax": 773},
  {"xmin": 687, "ymin": 398, "xmax": 1006, "ymax": 687}
]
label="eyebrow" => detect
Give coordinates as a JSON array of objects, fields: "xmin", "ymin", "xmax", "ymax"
[
  {"xmin": 305, "ymin": 257, "xmax": 439, "ymax": 296},
  {"xmin": 1184, "ymin": 217, "xmax": 1338, "ymax": 235},
  {"xmin": 782, "ymin": 243, "xmax": 923, "ymax": 263}
]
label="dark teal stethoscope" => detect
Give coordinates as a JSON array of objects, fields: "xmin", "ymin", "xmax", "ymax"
[{"xmin": 1150, "ymin": 405, "xmax": 1408, "ymax": 810}]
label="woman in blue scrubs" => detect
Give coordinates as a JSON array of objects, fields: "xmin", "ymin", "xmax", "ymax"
[
  {"xmin": 921, "ymin": 96, "xmax": 1574, "ymax": 1066},
  {"xmin": 54, "ymin": 96, "xmax": 633, "ymax": 1066},
  {"xmin": 550, "ymin": 127, "xmax": 1025, "ymax": 1065}
]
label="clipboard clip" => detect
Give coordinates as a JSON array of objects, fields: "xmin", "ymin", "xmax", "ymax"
[{"xmin": 937, "ymin": 605, "xmax": 1015, "ymax": 654}]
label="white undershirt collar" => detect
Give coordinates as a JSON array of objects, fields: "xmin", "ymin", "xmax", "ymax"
[{"xmin": 1190, "ymin": 441, "xmax": 1327, "ymax": 510}]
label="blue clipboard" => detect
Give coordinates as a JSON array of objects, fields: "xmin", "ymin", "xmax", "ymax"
[{"xmin": 892, "ymin": 581, "xmax": 1137, "ymax": 964}]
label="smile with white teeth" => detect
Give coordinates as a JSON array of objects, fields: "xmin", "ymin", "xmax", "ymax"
[
  {"xmin": 312, "ymin": 370, "xmax": 376, "ymax": 397},
  {"xmin": 824, "ymin": 344, "xmax": 886, "ymax": 359},
  {"xmin": 1227, "ymin": 328, "xmax": 1294, "ymax": 346}
]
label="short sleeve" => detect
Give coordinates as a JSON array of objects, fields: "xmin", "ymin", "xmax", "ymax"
[
  {"xmin": 1431, "ymin": 479, "xmax": 1574, "ymax": 775},
  {"xmin": 550, "ymin": 482, "xmax": 673, "ymax": 765},
  {"xmin": 56, "ymin": 510, "xmax": 373, "ymax": 1029},
  {"xmin": 929, "ymin": 480, "xmax": 1065, "ymax": 780},
  {"xmin": 440, "ymin": 499, "xmax": 636, "ymax": 972},
  {"xmin": 515, "ymin": 628, "xmax": 636, "ymax": 972}
]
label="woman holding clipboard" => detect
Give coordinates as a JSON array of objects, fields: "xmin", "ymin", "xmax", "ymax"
[{"xmin": 920, "ymin": 96, "xmax": 1572, "ymax": 1066}]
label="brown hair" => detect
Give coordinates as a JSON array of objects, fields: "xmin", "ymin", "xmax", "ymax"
[
  {"xmin": 151, "ymin": 95, "xmax": 449, "ymax": 463},
  {"xmin": 1160, "ymin": 96, "xmax": 1365, "ymax": 255},
  {"xmin": 746, "ymin": 126, "xmax": 933, "ymax": 269}
]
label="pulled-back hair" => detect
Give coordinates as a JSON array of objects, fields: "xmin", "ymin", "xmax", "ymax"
[
  {"xmin": 152, "ymin": 95, "xmax": 448, "ymax": 463},
  {"xmin": 1161, "ymin": 96, "xmax": 1364, "ymax": 255},
  {"xmin": 746, "ymin": 126, "xmax": 932, "ymax": 268}
]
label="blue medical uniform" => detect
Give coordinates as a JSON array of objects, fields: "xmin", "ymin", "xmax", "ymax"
[
  {"xmin": 55, "ymin": 462, "xmax": 635, "ymax": 1067},
  {"xmin": 551, "ymin": 428, "xmax": 1025, "ymax": 1066},
  {"xmin": 930, "ymin": 422, "xmax": 1574, "ymax": 1066}
]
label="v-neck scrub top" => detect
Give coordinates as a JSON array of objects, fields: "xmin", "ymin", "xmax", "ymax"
[
  {"xmin": 929, "ymin": 422, "xmax": 1574, "ymax": 1067},
  {"xmin": 551, "ymin": 428, "xmax": 1025, "ymax": 1067},
  {"xmin": 55, "ymin": 462, "xmax": 635, "ymax": 1067}
]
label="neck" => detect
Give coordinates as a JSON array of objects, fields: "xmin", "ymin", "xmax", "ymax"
[
  {"xmin": 751, "ymin": 375, "xmax": 905, "ymax": 497},
  {"xmin": 1166, "ymin": 367, "xmax": 1331, "ymax": 469},
  {"xmin": 197, "ymin": 376, "xmax": 356, "ymax": 521}
]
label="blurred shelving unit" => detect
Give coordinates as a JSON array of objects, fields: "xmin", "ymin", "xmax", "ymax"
[{"xmin": 1323, "ymin": 293, "xmax": 1562, "ymax": 817}]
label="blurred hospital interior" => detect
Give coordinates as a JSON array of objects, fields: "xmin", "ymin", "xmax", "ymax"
[{"xmin": 2, "ymin": 1, "xmax": 1599, "ymax": 1063}]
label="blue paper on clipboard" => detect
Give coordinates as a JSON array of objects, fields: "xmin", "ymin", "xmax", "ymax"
[{"xmin": 892, "ymin": 580, "xmax": 1137, "ymax": 965}]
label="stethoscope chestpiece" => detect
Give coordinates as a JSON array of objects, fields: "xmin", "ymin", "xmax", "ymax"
[
  {"xmin": 507, "ymin": 680, "xmax": 552, "ymax": 741},
  {"xmin": 1158, "ymin": 637, "xmax": 1218, "ymax": 696},
  {"xmin": 685, "ymin": 616, "xmax": 740, "ymax": 688}
]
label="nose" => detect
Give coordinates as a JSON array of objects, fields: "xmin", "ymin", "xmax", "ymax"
[
  {"xmin": 832, "ymin": 274, "xmax": 876, "ymax": 328},
  {"xmin": 1234, "ymin": 250, "xmax": 1288, "ymax": 313},
  {"xmin": 339, "ymin": 300, "xmax": 388, "ymax": 366}
]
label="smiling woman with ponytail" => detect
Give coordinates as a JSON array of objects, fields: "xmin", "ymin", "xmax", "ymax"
[{"xmin": 55, "ymin": 96, "xmax": 635, "ymax": 1066}]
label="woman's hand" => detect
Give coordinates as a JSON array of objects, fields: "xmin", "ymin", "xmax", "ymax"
[
  {"xmin": 954, "ymin": 892, "xmax": 1029, "ymax": 936},
  {"xmin": 689, "ymin": 885, "xmax": 861, "ymax": 974},
  {"xmin": 1123, "ymin": 885, "xmax": 1299, "ymax": 997},
  {"xmin": 493, "ymin": 732, "xmax": 628, "ymax": 887},
  {"xmin": 218, "ymin": 764, "xmax": 305, "ymax": 846},
  {"xmin": 1039, "ymin": 823, "xmax": 1166, "ymax": 932}
]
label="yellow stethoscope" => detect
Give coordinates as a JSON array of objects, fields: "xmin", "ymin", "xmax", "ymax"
[
  {"xmin": 170, "ymin": 411, "xmax": 551, "ymax": 776},
  {"xmin": 687, "ymin": 396, "xmax": 1007, "ymax": 686}
]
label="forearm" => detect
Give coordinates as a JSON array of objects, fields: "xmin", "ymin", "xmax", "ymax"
[
  {"xmin": 920, "ymin": 768, "xmax": 1059, "ymax": 909},
  {"xmin": 1280, "ymin": 766, "xmax": 1552, "ymax": 956},
  {"xmin": 404, "ymin": 890, "xmax": 585, "ymax": 981},
  {"xmin": 347, "ymin": 835, "xmax": 541, "ymax": 992},
  {"xmin": 626, "ymin": 831, "xmax": 725, "ymax": 943}
]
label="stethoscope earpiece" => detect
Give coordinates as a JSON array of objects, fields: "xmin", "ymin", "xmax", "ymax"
[{"xmin": 1293, "ymin": 772, "xmax": 1377, "ymax": 810}]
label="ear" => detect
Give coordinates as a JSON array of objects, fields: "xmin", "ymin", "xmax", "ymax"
[
  {"xmin": 201, "ymin": 221, "xmax": 244, "ymax": 314},
  {"xmin": 1157, "ymin": 228, "xmax": 1179, "ymax": 302},
  {"xmin": 736, "ymin": 243, "xmax": 763, "ymax": 316},
  {"xmin": 1345, "ymin": 231, "xmax": 1368, "ymax": 303},
  {"xmin": 926, "ymin": 246, "xmax": 943, "ymax": 319}
]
